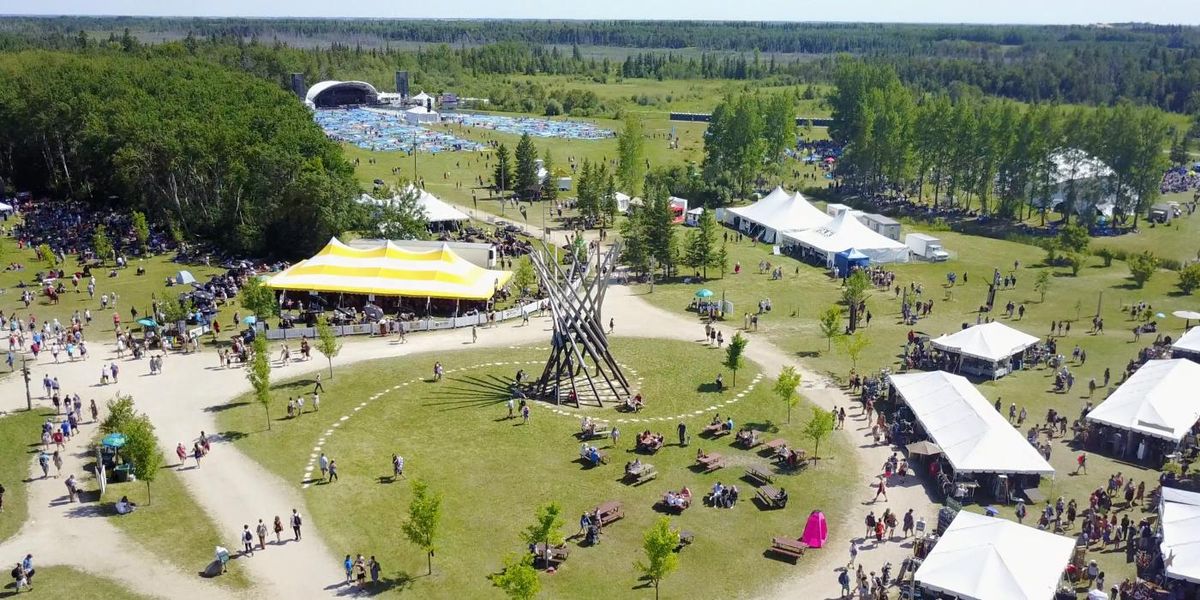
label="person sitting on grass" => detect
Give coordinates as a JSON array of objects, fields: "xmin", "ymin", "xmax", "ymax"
[
  {"xmin": 115, "ymin": 495, "xmax": 137, "ymax": 514},
  {"xmin": 715, "ymin": 373, "xmax": 725, "ymax": 391}
]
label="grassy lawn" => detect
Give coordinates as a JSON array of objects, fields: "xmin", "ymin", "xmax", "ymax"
[
  {"xmin": 0, "ymin": 408, "xmax": 57, "ymax": 544},
  {"xmin": 1090, "ymin": 191, "xmax": 1200, "ymax": 264},
  {"xmin": 102, "ymin": 468, "xmax": 251, "ymax": 589},
  {"xmin": 0, "ymin": 565, "xmax": 153, "ymax": 598},
  {"xmin": 215, "ymin": 339, "xmax": 855, "ymax": 599},
  {"xmin": 635, "ymin": 223, "xmax": 1197, "ymax": 591}
]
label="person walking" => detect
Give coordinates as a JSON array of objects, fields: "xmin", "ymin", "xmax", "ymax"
[
  {"xmin": 521, "ymin": 403, "xmax": 530, "ymax": 425},
  {"xmin": 902, "ymin": 509, "xmax": 915, "ymax": 537},
  {"xmin": 255, "ymin": 519, "xmax": 268, "ymax": 550},
  {"xmin": 319, "ymin": 453, "xmax": 329, "ymax": 480},
  {"xmin": 873, "ymin": 476, "xmax": 888, "ymax": 503},
  {"xmin": 1075, "ymin": 453, "xmax": 1088, "ymax": 475},
  {"xmin": 471, "ymin": 324, "xmax": 478, "ymax": 344},
  {"xmin": 392, "ymin": 454, "xmax": 405, "ymax": 481},
  {"xmin": 241, "ymin": 525, "xmax": 255, "ymax": 556},
  {"xmin": 343, "ymin": 555, "xmax": 354, "ymax": 586},
  {"xmin": 291, "ymin": 509, "xmax": 302, "ymax": 541},
  {"xmin": 52, "ymin": 451, "xmax": 62, "ymax": 478},
  {"xmin": 273, "ymin": 516, "xmax": 283, "ymax": 543},
  {"xmin": 677, "ymin": 422, "xmax": 687, "ymax": 446},
  {"xmin": 327, "ymin": 459, "xmax": 339, "ymax": 482},
  {"xmin": 314, "ymin": 373, "xmax": 325, "ymax": 394},
  {"xmin": 38, "ymin": 452, "xmax": 50, "ymax": 479}
]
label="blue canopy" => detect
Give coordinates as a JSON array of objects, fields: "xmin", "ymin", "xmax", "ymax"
[
  {"xmin": 834, "ymin": 248, "xmax": 870, "ymax": 277},
  {"xmin": 175, "ymin": 270, "xmax": 197, "ymax": 285},
  {"xmin": 102, "ymin": 433, "xmax": 127, "ymax": 448}
]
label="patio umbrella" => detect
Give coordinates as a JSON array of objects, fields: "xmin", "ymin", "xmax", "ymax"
[
  {"xmin": 363, "ymin": 304, "xmax": 384, "ymax": 320},
  {"xmin": 695, "ymin": 289, "xmax": 714, "ymax": 299},
  {"xmin": 1156, "ymin": 312, "xmax": 1166, "ymax": 319},
  {"xmin": 243, "ymin": 315, "xmax": 258, "ymax": 325},
  {"xmin": 905, "ymin": 441, "xmax": 942, "ymax": 456},
  {"xmin": 102, "ymin": 433, "xmax": 127, "ymax": 448},
  {"xmin": 1173, "ymin": 310, "xmax": 1200, "ymax": 320},
  {"xmin": 136, "ymin": 318, "xmax": 159, "ymax": 328}
]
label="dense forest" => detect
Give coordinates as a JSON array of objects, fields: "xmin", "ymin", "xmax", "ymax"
[
  {"xmin": 0, "ymin": 17, "xmax": 1198, "ymax": 113},
  {"xmin": 0, "ymin": 51, "xmax": 363, "ymax": 258}
]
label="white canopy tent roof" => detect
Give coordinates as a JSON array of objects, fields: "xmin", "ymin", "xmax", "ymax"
[
  {"xmin": 890, "ymin": 371, "xmax": 1055, "ymax": 475},
  {"xmin": 359, "ymin": 187, "xmax": 470, "ymax": 223},
  {"xmin": 783, "ymin": 210, "xmax": 910, "ymax": 264},
  {"xmin": 1174, "ymin": 327, "xmax": 1200, "ymax": 359},
  {"xmin": 1085, "ymin": 359, "xmax": 1200, "ymax": 442},
  {"xmin": 0, "ymin": 202, "xmax": 12, "ymax": 212},
  {"xmin": 1160, "ymin": 487, "xmax": 1200, "ymax": 584},
  {"xmin": 403, "ymin": 105, "xmax": 440, "ymax": 124},
  {"xmin": 725, "ymin": 187, "xmax": 830, "ymax": 243},
  {"xmin": 931, "ymin": 322, "xmax": 1040, "ymax": 363},
  {"xmin": 915, "ymin": 511, "xmax": 1074, "ymax": 600}
]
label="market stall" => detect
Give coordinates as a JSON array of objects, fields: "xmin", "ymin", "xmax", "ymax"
[{"xmin": 930, "ymin": 322, "xmax": 1039, "ymax": 379}]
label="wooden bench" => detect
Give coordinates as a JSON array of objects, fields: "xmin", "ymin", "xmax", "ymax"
[
  {"xmin": 701, "ymin": 423, "xmax": 724, "ymax": 437},
  {"xmin": 697, "ymin": 453, "xmax": 726, "ymax": 473},
  {"xmin": 764, "ymin": 438, "xmax": 789, "ymax": 452},
  {"xmin": 767, "ymin": 537, "xmax": 808, "ymax": 562},
  {"xmin": 734, "ymin": 431, "xmax": 762, "ymax": 449},
  {"xmin": 657, "ymin": 494, "xmax": 691, "ymax": 514},
  {"xmin": 531, "ymin": 542, "xmax": 570, "ymax": 566},
  {"xmin": 594, "ymin": 501, "xmax": 624, "ymax": 526},
  {"xmin": 756, "ymin": 484, "xmax": 787, "ymax": 509},
  {"xmin": 745, "ymin": 465, "xmax": 774, "ymax": 486},
  {"xmin": 624, "ymin": 464, "xmax": 657, "ymax": 485},
  {"xmin": 579, "ymin": 427, "xmax": 609, "ymax": 441}
]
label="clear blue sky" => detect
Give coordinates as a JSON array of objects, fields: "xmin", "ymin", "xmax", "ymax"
[{"xmin": 4, "ymin": 0, "xmax": 1199, "ymax": 25}]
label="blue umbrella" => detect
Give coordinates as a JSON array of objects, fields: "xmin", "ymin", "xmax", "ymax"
[
  {"xmin": 136, "ymin": 318, "xmax": 159, "ymax": 328},
  {"xmin": 243, "ymin": 316, "xmax": 258, "ymax": 325},
  {"xmin": 102, "ymin": 433, "xmax": 126, "ymax": 448},
  {"xmin": 695, "ymin": 288, "xmax": 714, "ymax": 299}
]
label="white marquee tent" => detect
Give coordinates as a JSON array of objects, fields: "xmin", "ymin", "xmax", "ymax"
[
  {"xmin": 1173, "ymin": 327, "xmax": 1200, "ymax": 362},
  {"xmin": 1160, "ymin": 487, "xmax": 1200, "ymax": 584},
  {"xmin": 403, "ymin": 105, "xmax": 440, "ymax": 124},
  {"xmin": 890, "ymin": 371, "xmax": 1055, "ymax": 475},
  {"xmin": 1085, "ymin": 359, "xmax": 1200, "ymax": 442},
  {"xmin": 931, "ymin": 322, "xmax": 1040, "ymax": 379},
  {"xmin": 915, "ymin": 511, "xmax": 1074, "ymax": 600},
  {"xmin": 724, "ymin": 187, "xmax": 830, "ymax": 243},
  {"xmin": 360, "ymin": 187, "xmax": 469, "ymax": 224},
  {"xmin": 782, "ymin": 210, "xmax": 910, "ymax": 265}
]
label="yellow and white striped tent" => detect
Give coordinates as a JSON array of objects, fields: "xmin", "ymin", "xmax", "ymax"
[{"xmin": 265, "ymin": 238, "xmax": 512, "ymax": 300}]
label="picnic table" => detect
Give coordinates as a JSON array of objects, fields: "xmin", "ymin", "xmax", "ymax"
[
  {"xmin": 745, "ymin": 465, "xmax": 774, "ymax": 486},
  {"xmin": 764, "ymin": 438, "xmax": 789, "ymax": 452},
  {"xmin": 696, "ymin": 452, "xmax": 726, "ymax": 473},
  {"xmin": 756, "ymin": 484, "xmax": 787, "ymax": 509},
  {"xmin": 735, "ymin": 429, "xmax": 761, "ymax": 449},
  {"xmin": 594, "ymin": 501, "xmax": 624, "ymax": 526},
  {"xmin": 767, "ymin": 537, "xmax": 808, "ymax": 562},
  {"xmin": 624, "ymin": 463, "xmax": 657, "ymax": 485},
  {"xmin": 579, "ymin": 426, "xmax": 609, "ymax": 441},
  {"xmin": 531, "ymin": 542, "xmax": 570, "ymax": 566}
]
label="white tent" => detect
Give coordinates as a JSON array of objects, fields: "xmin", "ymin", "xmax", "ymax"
[
  {"xmin": 359, "ymin": 188, "xmax": 469, "ymax": 223},
  {"xmin": 915, "ymin": 511, "xmax": 1074, "ymax": 600},
  {"xmin": 890, "ymin": 371, "xmax": 1055, "ymax": 475},
  {"xmin": 1085, "ymin": 359, "xmax": 1200, "ymax": 442},
  {"xmin": 1160, "ymin": 487, "xmax": 1200, "ymax": 584},
  {"xmin": 411, "ymin": 91, "xmax": 433, "ymax": 105},
  {"xmin": 1173, "ymin": 327, "xmax": 1200, "ymax": 362},
  {"xmin": 0, "ymin": 202, "xmax": 12, "ymax": 212},
  {"xmin": 403, "ymin": 105, "xmax": 440, "ymax": 124},
  {"xmin": 684, "ymin": 207, "xmax": 704, "ymax": 226},
  {"xmin": 725, "ymin": 187, "xmax": 830, "ymax": 243},
  {"xmin": 783, "ymin": 210, "xmax": 910, "ymax": 265},
  {"xmin": 931, "ymin": 322, "xmax": 1039, "ymax": 378}
]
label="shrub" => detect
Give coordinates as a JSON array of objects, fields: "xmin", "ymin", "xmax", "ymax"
[
  {"xmin": 1095, "ymin": 247, "xmax": 1115, "ymax": 267},
  {"xmin": 1179, "ymin": 263, "xmax": 1200, "ymax": 295},
  {"xmin": 544, "ymin": 99, "xmax": 563, "ymax": 116},
  {"xmin": 1128, "ymin": 251, "xmax": 1160, "ymax": 288}
]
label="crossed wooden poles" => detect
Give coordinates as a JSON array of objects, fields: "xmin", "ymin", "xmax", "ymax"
[{"xmin": 530, "ymin": 240, "xmax": 630, "ymax": 407}]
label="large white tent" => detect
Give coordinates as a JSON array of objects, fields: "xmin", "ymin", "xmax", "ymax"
[
  {"xmin": 359, "ymin": 187, "xmax": 469, "ymax": 224},
  {"xmin": 1173, "ymin": 327, "xmax": 1200, "ymax": 362},
  {"xmin": 724, "ymin": 187, "xmax": 830, "ymax": 243},
  {"xmin": 1085, "ymin": 359, "xmax": 1200, "ymax": 442},
  {"xmin": 1160, "ymin": 487, "xmax": 1200, "ymax": 584},
  {"xmin": 915, "ymin": 511, "xmax": 1074, "ymax": 600},
  {"xmin": 403, "ymin": 105, "xmax": 440, "ymax": 124},
  {"xmin": 782, "ymin": 210, "xmax": 910, "ymax": 265},
  {"xmin": 890, "ymin": 371, "xmax": 1055, "ymax": 475},
  {"xmin": 931, "ymin": 322, "xmax": 1040, "ymax": 379}
]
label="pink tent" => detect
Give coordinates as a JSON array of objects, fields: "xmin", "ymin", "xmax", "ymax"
[{"xmin": 801, "ymin": 510, "xmax": 828, "ymax": 548}]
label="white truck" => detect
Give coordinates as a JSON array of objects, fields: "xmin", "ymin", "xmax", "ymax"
[{"xmin": 906, "ymin": 233, "xmax": 950, "ymax": 262}]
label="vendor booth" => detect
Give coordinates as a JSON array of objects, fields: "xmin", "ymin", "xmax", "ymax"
[
  {"xmin": 833, "ymin": 248, "xmax": 869, "ymax": 277},
  {"xmin": 724, "ymin": 187, "xmax": 830, "ymax": 243},
  {"xmin": 782, "ymin": 210, "xmax": 910, "ymax": 266},
  {"xmin": 1160, "ymin": 487, "xmax": 1200, "ymax": 585},
  {"xmin": 889, "ymin": 370, "xmax": 1054, "ymax": 503},
  {"xmin": 914, "ymin": 511, "xmax": 1075, "ymax": 600},
  {"xmin": 1174, "ymin": 326, "xmax": 1200, "ymax": 363},
  {"xmin": 1084, "ymin": 358, "xmax": 1200, "ymax": 465},
  {"xmin": 930, "ymin": 322, "xmax": 1039, "ymax": 379},
  {"xmin": 360, "ymin": 188, "xmax": 469, "ymax": 232}
]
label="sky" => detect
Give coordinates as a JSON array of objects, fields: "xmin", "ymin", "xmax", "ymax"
[{"xmin": 3, "ymin": 0, "xmax": 1199, "ymax": 26}]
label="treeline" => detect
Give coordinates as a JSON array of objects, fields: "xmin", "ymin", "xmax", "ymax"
[
  {"xmin": 1, "ymin": 18, "xmax": 1199, "ymax": 112},
  {"xmin": 830, "ymin": 61, "xmax": 1172, "ymax": 223},
  {"xmin": 0, "ymin": 51, "xmax": 363, "ymax": 258}
]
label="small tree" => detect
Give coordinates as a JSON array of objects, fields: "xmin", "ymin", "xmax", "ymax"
[
  {"xmin": 818, "ymin": 306, "xmax": 842, "ymax": 352},
  {"xmin": 314, "ymin": 315, "xmax": 341, "ymax": 378},
  {"xmin": 521, "ymin": 502, "xmax": 565, "ymax": 569},
  {"xmin": 1128, "ymin": 251, "xmax": 1159, "ymax": 289},
  {"xmin": 1096, "ymin": 247, "xmax": 1115, "ymax": 267},
  {"xmin": 1057, "ymin": 223, "xmax": 1090, "ymax": 254},
  {"xmin": 1063, "ymin": 253, "xmax": 1084, "ymax": 276},
  {"xmin": 159, "ymin": 294, "xmax": 193, "ymax": 325},
  {"xmin": 724, "ymin": 332, "xmax": 748, "ymax": 386},
  {"xmin": 836, "ymin": 330, "xmax": 871, "ymax": 372},
  {"xmin": 100, "ymin": 395, "xmax": 138, "ymax": 434},
  {"xmin": 540, "ymin": 148, "xmax": 558, "ymax": 204},
  {"xmin": 511, "ymin": 259, "xmax": 537, "ymax": 297},
  {"xmin": 123, "ymin": 415, "xmax": 162, "ymax": 504},
  {"xmin": 773, "ymin": 366, "xmax": 802, "ymax": 424},
  {"xmin": 841, "ymin": 269, "xmax": 870, "ymax": 310},
  {"xmin": 240, "ymin": 276, "xmax": 279, "ymax": 319},
  {"xmin": 37, "ymin": 243, "xmax": 57, "ymax": 268},
  {"xmin": 246, "ymin": 335, "xmax": 272, "ymax": 430},
  {"xmin": 402, "ymin": 479, "xmax": 442, "ymax": 576},
  {"xmin": 802, "ymin": 406, "xmax": 835, "ymax": 459},
  {"xmin": 1178, "ymin": 263, "xmax": 1200, "ymax": 295},
  {"xmin": 635, "ymin": 517, "xmax": 680, "ymax": 600},
  {"xmin": 131, "ymin": 210, "xmax": 150, "ymax": 253},
  {"xmin": 1034, "ymin": 271, "xmax": 1052, "ymax": 302},
  {"xmin": 92, "ymin": 225, "xmax": 114, "ymax": 265},
  {"xmin": 491, "ymin": 554, "xmax": 541, "ymax": 600}
]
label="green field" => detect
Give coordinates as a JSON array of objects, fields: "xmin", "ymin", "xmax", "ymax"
[
  {"xmin": 215, "ymin": 339, "xmax": 854, "ymax": 599},
  {"xmin": 0, "ymin": 408, "xmax": 57, "ymax": 545},
  {"xmin": 2, "ymin": 565, "xmax": 153, "ymax": 598}
]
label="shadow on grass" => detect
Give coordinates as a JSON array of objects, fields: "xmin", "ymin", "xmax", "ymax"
[
  {"xmin": 203, "ymin": 401, "xmax": 249, "ymax": 413},
  {"xmin": 324, "ymin": 572, "xmax": 415, "ymax": 596},
  {"xmin": 215, "ymin": 430, "xmax": 248, "ymax": 443}
]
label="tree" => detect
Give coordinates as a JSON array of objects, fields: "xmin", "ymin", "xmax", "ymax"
[
  {"xmin": 684, "ymin": 209, "xmax": 719, "ymax": 278},
  {"xmin": 123, "ymin": 414, "xmax": 162, "ymax": 504},
  {"xmin": 635, "ymin": 517, "xmax": 680, "ymax": 600},
  {"xmin": 493, "ymin": 143, "xmax": 514, "ymax": 192},
  {"xmin": 92, "ymin": 225, "xmax": 114, "ymax": 265},
  {"xmin": 100, "ymin": 394, "xmax": 137, "ymax": 434},
  {"xmin": 773, "ymin": 366, "xmax": 802, "ymax": 424},
  {"xmin": 1097, "ymin": 247, "xmax": 1116, "ymax": 267},
  {"xmin": 314, "ymin": 315, "xmax": 342, "ymax": 378},
  {"xmin": 36, "ymin": 243, "xmax": 56, "ymax": 269},
  {"xmin": 246, "ymin": 334, "xmax": 272, "ymax": 430},
  {"xmin": 841, "ymin": 270, "xmax": 870, "ymax": 329},
  {"xmin": 802, "ymin": 406, "xmax": 835, "ymax": 459},
  {"xmin": 131, "ymin": 210, "xmax": 150, "ymax": 253},
  {"xmin": 1128, "ymin": 251, "xmax": 1159, "ymax": 288},
  {"xmin": 512, "ymin": 258, "xmax": 537, "ymax": 297},
  {"xmin": 1034, "ymin": 271, "xmax": 1052, "ymax": 303},
  {"xmin": 514, "ymin": 133, "xmax": 540, "ymax": 200},
  {"xmin": 402, "ymin": 479, "xmax": 443, "ymax": 576},
  {"xmin": 1063, "ymin": 253, "xmax": 1084, "ymax": 277},
  {"xmin": 724, "ymin": 332, "xmax": 748, "ymax": 387},
  {"xmin": 1178, "ymin": 263, "xmax": 1200, "ymax": 295},
  {"xmin": 836, "ymin": 331, "xmax": 871, "ymax": 372},
  {"xmin": 540, "ymin": 148, "xmax": 558, "ymax": 204},
  {"xmin": 1057, "ymin": 223, "xmax": 1090, "ymax": 254},
  {"xmin": 241, "ymin": 276, "xmax": 279, "ymax": 319},
  {"xmin": 491, "ymin": 554, "xmax": 540, "ymax": 600},
  {"xmin": 366, "ymin": 185, "xmax": 429, "ymax": 241},
  {"xmin": 522, "ymin": 502, "xmax": 566, "ymax": 569},
  {"xmin": 818, "ymin": 306, "xmax": 842, "ymax": 352},
  {"xmin": 159, "ymin": 294, "xmax": 193, "ymax": 325},
  {"xmin": 617, "ymin": 112, "xmax": 646, "ymax": 197}
]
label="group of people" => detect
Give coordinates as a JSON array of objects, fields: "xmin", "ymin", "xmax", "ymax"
[
  {"xmin": 341, "ymin": 554, "xmax": 383, "ymax": 589},
  {"xmin": 707, "ymin": 481, "xmax": 739, "ymax": 508},
  {"xmin": 286, "ymin": 392, "xmax": 320, "ymax": 418},
  {"xmin": 176, "ymin": 431, "xmax": 213, "ymax": 468}
]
